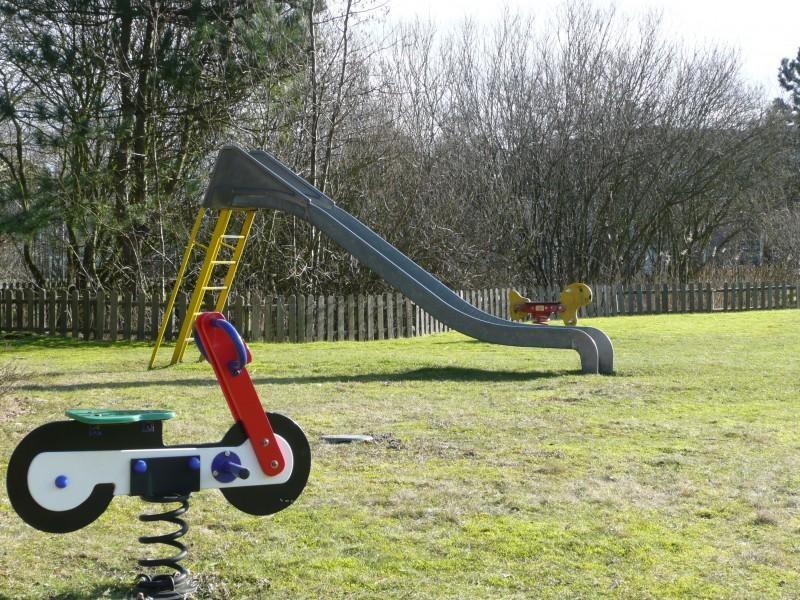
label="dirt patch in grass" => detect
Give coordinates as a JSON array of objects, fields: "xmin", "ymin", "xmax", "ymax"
[
  {"xmin": 367, "ymin": 432, "xmax": 403, "ymax": 450},
  {"xmin": 0, "ymin": 395, "xmax": 38, "ymax": 422}
]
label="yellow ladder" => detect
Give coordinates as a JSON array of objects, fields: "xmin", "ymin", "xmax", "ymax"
[{"xmin": 149, "ymin": 208, "xmax": 255, "ymax": 368}]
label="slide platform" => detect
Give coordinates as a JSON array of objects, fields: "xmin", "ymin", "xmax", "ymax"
[{"xmin": 202, "ymin": 146, "xmax": 613, "ymax": 374}]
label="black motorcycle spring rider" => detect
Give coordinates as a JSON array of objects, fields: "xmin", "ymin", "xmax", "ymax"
[{"xmin": 6, "ymin": 312, "xmax": 311, "ymax": 599}]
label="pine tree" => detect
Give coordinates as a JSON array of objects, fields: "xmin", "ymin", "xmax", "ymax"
[
  {"xmin": 779, "ymin": 47, "xmax": 800, "ymax": 123},
  {"xmin": 0, "ymin": 0, "xmax": 308, "ymax": 289}
]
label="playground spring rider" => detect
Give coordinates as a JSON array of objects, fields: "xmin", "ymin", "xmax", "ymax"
[
  {"xmin": 508, "ymin": 283, "xmax": 593, "ymax": 325},
  {"xmin": 6, "ymin": 313, "xmax": 311, "ymax": 599}
]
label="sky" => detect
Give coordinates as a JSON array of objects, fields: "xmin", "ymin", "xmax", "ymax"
[{"xmin": 383, "ymin": 0, "xmax": 798, "ymax": 99}]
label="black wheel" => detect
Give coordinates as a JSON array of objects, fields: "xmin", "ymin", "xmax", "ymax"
[
  {"xmin": 6, "ymin": 422, "xmax": 114, "ymax": 533},
  {"xmin": 220, "ymin": 413, "xmax": 311, "ymax": 516}
]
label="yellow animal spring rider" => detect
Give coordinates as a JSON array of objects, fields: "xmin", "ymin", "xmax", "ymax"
[{"xmin": 508, "ymin": 283, "xmax": 593, "ymax": 326}]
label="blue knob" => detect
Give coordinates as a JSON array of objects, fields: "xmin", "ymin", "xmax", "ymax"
[
  {"xmin": 188, "ymin": 456, "xmax": 201, "ymax": 471},
  {"xmin": 55, "ymin": 475, "xmax": 69, "ymax": 489},
  {"xmin": 133, "ymin": 459, "xmax": 148, "ymax": 473}
]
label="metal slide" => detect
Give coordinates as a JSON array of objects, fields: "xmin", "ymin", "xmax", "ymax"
[{"xmin": 202, "ymin": 145, "xmax": 613, "ymax": 374}]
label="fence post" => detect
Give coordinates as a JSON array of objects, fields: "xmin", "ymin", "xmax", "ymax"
[
  {"xmin": 3, "ymin": 286, "xmax": 16, "ymax": 331},
  {"xmin": 627, "ymin": 284, "xmax": 635, "ymax": 314},
  {"xmin": 781, "ymin": 282, "xmax": 788, "ymax": 308},
  {"xmin": 135, "ymin": 291, "xmax": 145, "ymax": 340},
  {"xmin": 295, "ymin": 293, "xmax": 304, "ymax": 342},
  {"xmin": 122, "ymin": 292, "xmax": 132, "ymax": 340},
  {"xmin": 256, "ymin": 292, "xmax": 268, "ymax": 342},
  {"xmin": 36, "ymin": 288, "xmax": 45, "ymax": 333},
  {"xmin": 47, "ymin": 289, "xmax": 56, "ymax": 335},
  {"xmin": 316, "ymin": 295, "xmax": 324, "ymax": 342},
  {"xmin": 12, "ymin": 283, "xmax": 19, "ymax": 331},
  {"xmin": 635, "ymin": 284, "xmax": 643, "ymax": 314},
  {"xmin": 229, "ymin": 294, "xmax": 242, "ymax": 332},
  {"xmin": 377, "ymin": 294, "xmax": 385, "ymax": 340},
  {"xmin": 3, "ymin": 287, "xmax": 11, "ymax": 332},
  {"xmin": 347, "ymin": 294, "xmax": 356, "ymax": 341},
  {"xmin": 150, "ymin": 289, "xmax": 160, "ymax": 341},
  {"xmin": 386, "ymin": 293, "xmax": 395, "ymax": 339},
  {"xmin": 337, "ymin": 296, "xmax": 345, "ymax": 341},
  {"xmin": 71, "ymin": 290, "xmax": 80, "ymax": 338},
  {"xmin": 94, "ymin": 288, "xmax": 105, "ymax": 340},
  {"xmin": 326, "ymin": 295, "xmax": 335, "ymax": 342},
  {"xmin": 59, "ymin": 290, "xmax": 68, "ymax": 336},
  {"xmin": 366, "ymin": 295, "xmax": 374, "ymax": 340},
  {"xmin": 109, "ymin": 290, "xmax": 118, "ymax": 342},
  {"xmin": 593, "ymin": 285, "xmax": 601, "ymax": 316},
  {"xmin": 24, "ymin": 287, "xmax": 34, "ymax": 332},
  {"xmin": 276, "ymin": 296, "xmax": 286, "ymax": 342},
  {"xmin": 394, "ymin": 292, "xmax": 405, "ymax": 338},
  {"xmin": 287, "ymin": 295, "xmax": 297, "ymax": 343},
  {"xmin": 723, "ymin": 283, "xmax": 729, "ymax": 311},
  {"xmin": 13, "ymin": 287, "xmax": 21, "ymax": 330},
  {"xmin": 83, "ymin": 290, "xmax": 93, "ymax": 340},
  {"xmin": 696, "ymin": 282, "xmax": 702, "ymax": 312},
  {"xmin": 405, "ymin": 296, "xmax": 413, "ymax": 336},
  {"xmin": 357, "ymin": 295, "xmax": 366, "ymax": 340},
  {"xmin": 303, "ymin": 295, "xmax": 312, "ymax": 342},
  {"xmin": 265, "ymin": 295, "xmax": 274, "ymax": 342}
]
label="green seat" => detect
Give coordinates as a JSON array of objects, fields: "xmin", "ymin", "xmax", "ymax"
[{"xmin": 66, "ymin": 408, "xmax": 175, "ymax": 424}]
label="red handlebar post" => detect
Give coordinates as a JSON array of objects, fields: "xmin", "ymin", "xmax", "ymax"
[{"xmin": 194, "ymin": 312, "xmax": 284, "ymax": 476}]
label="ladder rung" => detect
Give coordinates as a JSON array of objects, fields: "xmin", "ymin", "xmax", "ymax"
[
  {"xmin": 222, "ymin": 235, "xmax": 245, "ymax": 239},
  {"xmin": 202, "ymin": 286, "xmax": 228, "ymax": 291},
  {"xmin": 211, "ymin": 260, "xmax": 236, "ymax": 265},
  {"xmin": 184, "ymin": 338, "xmax": 194, "ymax": 343},
  {"xmin": 220, "ymin": 242, "xmax": 237, "ymax": 250},
  {"xmin": 194, "ymin": 242, "xmax": 208, "ymax": 251}
]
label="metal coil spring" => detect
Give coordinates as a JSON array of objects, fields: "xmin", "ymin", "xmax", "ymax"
[{"xmin": 132, "ymin": 493, "xmax": 197, "ymax": 600}]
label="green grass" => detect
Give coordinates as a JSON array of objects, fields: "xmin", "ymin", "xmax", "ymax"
[{"xmin": 1, "ymin": 311, "xmax": 799, "ymax": 599}]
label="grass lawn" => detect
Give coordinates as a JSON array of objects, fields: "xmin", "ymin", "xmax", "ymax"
[{"xmin": 0, "ymin": 310, "xmax": 799, "ymax": 599}]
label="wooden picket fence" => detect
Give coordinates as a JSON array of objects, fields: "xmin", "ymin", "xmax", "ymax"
[{"xmin": 0, "ymin": 281, "xmax": 797, "ymax": 343}]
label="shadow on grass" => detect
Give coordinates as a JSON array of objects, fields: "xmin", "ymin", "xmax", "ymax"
[
  {"xmin": 1, "ymin": 333, "xmax": 152, "ymax": 350},
  {"xmin": 0, "ymin": 583, "xmax": 131, "ymax": 600},
  {"xmin": 16, "ymin": 366, "xmax": 574, "ymax": 392}
]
